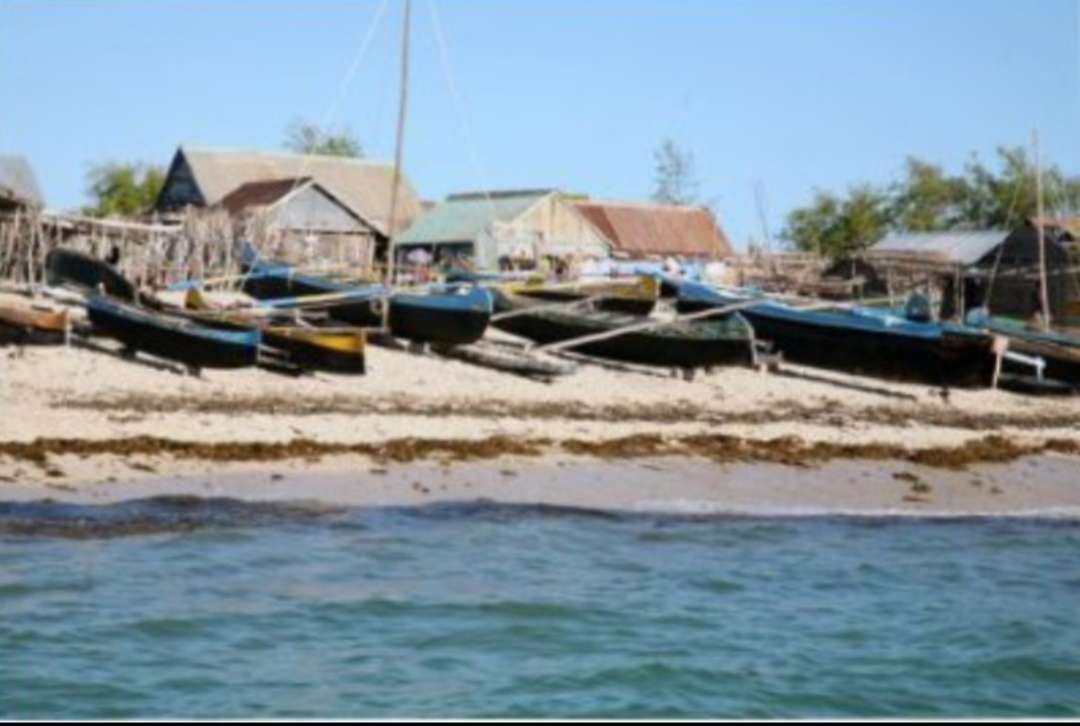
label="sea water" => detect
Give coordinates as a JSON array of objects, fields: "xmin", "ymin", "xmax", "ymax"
[{"xmin": 0, "ymin": 497, "xmax": 1077, "ymax": 719}]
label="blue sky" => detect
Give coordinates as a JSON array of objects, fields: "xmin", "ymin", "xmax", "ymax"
[{"xmin": 2, "ymin": 0, "xmax": 1077, "ymax": 247}]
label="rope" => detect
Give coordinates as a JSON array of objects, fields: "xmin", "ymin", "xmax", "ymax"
[{"xmin": 427, "ymin": 0, "xmax": 499, "ymax": 219}]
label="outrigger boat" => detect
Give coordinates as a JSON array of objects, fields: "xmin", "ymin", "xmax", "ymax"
[
  {"xmin": 491, "ymin": 288, "xmax": 754, "ymax": 370},
  {"xmin": 87, "ymin": 295, "xmax": 260, "ymax": 372},
  {"xmin": 239, "ymin": 249, "xmax": 493, "ymax": 345},
  {"xmin": 183, "ymin": 288, "xmax": 367, "ymax": 374},
  {"xmin": 494, "ymin": 275, "xmax": 660, "ymax": 316},
  {"xmin": 677, "ymin": 282, "xmax": 996, "ymax": 387}
]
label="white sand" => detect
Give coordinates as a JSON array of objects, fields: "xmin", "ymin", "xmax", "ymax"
[{"xmin": 1, "ymin": 342, "xmax": 1079, "ymax": 511}]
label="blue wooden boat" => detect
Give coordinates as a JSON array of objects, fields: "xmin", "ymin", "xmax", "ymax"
[
  {"xmin": 87, "ymin": 295, "xmax": 260, "ymax": 371},
  {"xmin": 46, "ymin": 248, "xmax": 137, "ymax": 301},
  {"xmin": 237, "ymin": 246, "xmax": 492, "ymax": 345},
  {"xmin": 677, "ymin": 282, "xmax": 995, "ymax": 386}
]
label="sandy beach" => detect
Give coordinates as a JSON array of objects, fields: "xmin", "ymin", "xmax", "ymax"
[{"xmin": 2, "ymin": 340, "xmax": 1079, "ymax": 514}]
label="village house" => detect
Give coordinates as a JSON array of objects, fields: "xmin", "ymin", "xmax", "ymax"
[
  {"xmin": 865, "ymin": 222, "xmax": 1079, "ymax": 322},
  {"xmin": 392, "ymin": 189, "xmax": 612, "ymax": 272},
  {"xmin": 572, "ymin": 200, "xmax": 733, "ymax": 261},
  {"xmin": 154, "ymin": 146, "xmax": 422, "ymax": 268}
]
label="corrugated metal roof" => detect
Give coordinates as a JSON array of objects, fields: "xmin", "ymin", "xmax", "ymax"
[
  {"xmin": 394, "ymin": 190, "xmax": 552, "ymax": 245},
  {"xmin": 574, "ymin": 201, "xmax": 733, "ymax": 258},
  {"xmin": 869, "ymin": 230, "xmax": 1010, "ymax": 265},
  {"xmin": 0, "ymin": 155, "xmax": 44, "ymax": 208},
  {"xmin": 170, "ymin": 146, "xmax": 420, "ymax": 236}
]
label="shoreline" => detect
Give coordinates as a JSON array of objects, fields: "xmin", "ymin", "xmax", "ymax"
[{"xmin": 5, "ymin": 453, "xmax": 1080, "ymax": 520}]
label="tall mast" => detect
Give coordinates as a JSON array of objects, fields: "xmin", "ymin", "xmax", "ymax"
[
  {"xmin": 385, "ymin": 0, "xmax": 411, "ymax": 290},
  {"xmin": 1034, "ymin": 130, "xmax": 1050, "ymax": 328}
]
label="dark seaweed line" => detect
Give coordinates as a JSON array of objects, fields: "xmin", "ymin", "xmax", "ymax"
[{"xmin": 2, "ymin": 433, "xmax": 1079, "ymax": 471}]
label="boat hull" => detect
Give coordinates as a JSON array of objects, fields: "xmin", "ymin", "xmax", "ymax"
[
  {"xmin": 388, "ymin": 289, "xmax": 493, "ymax": 345},
  {"xmin": 46, "ymin": 249, "xmax": 137, "ymax": 301},
  {"xmin": 88, "ymin": 297, "xmax": 260, "ymax": 370},
  {"xmin": 263, "ymin": 327, "xmax": 367, "ymax": 375},
  {"xmin": 678, "ymin": 293, "xmax": 994, "ymax": 387},
  {"xmin": 493, "ymin": 309, "xmax": 753, "ymax": 369}
]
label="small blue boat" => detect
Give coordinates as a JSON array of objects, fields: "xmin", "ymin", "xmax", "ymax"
[
  {"xmin": 677, "ymin": 282, "xmax": 995, "ymax": 386},
  {"xmin": 239, "ymin": 245, "xmax": 492, "ymax": 345},
  {"xmin": 87, "ymin": 295, "xmax": 261, "ymax": 371}
]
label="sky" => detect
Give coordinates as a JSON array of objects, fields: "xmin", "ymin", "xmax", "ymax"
[{"xmin": 2, "ymin": 0, "xmax": 1078, "ymax": 247}]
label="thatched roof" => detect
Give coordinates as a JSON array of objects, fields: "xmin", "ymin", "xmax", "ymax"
[{"xmin": 158, "ymin": 146, "xmax": 420, "ymax": 237}]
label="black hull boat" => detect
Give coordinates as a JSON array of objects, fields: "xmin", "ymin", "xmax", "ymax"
[
  {"xmin": 491, "ymin": 291, "xmax": 753, "ymax": 370},
  {"xmin": 46, "ymin": 248, "xmax": 137, "ymax": 301},
  {"xmin": 388, "ymin": 287, "xmax": 493, "ymax": 346},
  {"xmin": 87, "ymin": 296, "xmax": 260, "ymax": 371},
  {"xmin": 677, "ymin": 283, "xmax": 995, "ymax": 387}
]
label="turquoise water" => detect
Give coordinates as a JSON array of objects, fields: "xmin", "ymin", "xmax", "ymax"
[{"xmin": 1, "ymin": 498, "xmax": 1078, "ymax": 719}]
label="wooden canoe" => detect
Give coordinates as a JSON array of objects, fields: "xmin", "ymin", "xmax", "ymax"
[
  {"xmin": 678, "ymin": 282, "xmax": 995, "ymax": 387},
  {"xmin": 497, "ymin": 275, "xmax": 659, "ymax": 316},
  {"xmin": 87, "ymin": 295, "xmax": 261, "ymax": 370},
  {"xmin": 491, "ymin": 289, "xmax": 753, "ymax": 370},
  {"xmin": 0, "ymin": 292, "xmax": 74, "ymax": 344},
  {"xmin": 184, "ymin": 287, "xmax": 366, "ymax": 374}
]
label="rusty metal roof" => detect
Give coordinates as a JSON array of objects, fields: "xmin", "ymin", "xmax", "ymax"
[
  {"xmin": 218, "ymin": 177, "xmax": 314, "ymax": 214},
  {"xmin": 574, "ymin": 201, "xmax": 733, "ymax": 258},
  {"xmin": 166, "ymin": 146, "xmax": 421, "ymax": 236}
]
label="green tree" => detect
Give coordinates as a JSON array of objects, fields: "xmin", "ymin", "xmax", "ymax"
[
  {"xmin": 652, "ymin": 139, "xmax": 699, "ymax": 206},
  {"xmin": 284, "ymin": 119, "xmax": 364, "ymax": 158},
  {"xmin": 890, "ymin": 158, "xmax": 970, "ymax": 232},
  {"xmin": 782, "ymin": 186, "xmax": 891, "ymax": 258},
  {"xmin": 83, "ymin": 162, "xmax": 165, "ymax": 218}
]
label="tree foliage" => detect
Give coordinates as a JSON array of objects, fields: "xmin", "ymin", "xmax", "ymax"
[
  {"xmin": 782, "ymin": 146, "xmax": 1080, "ymax": 258},
  {"xmin": 652, "ymin": 139, "xmax": 700, "ymax": 206},
  {"xmin": 284, "ymin": 119, "xmax": 364, "ymax": 158},
  {"xmin": 83, "ymin": 162, "xmax": 165, "ymax": 218}
]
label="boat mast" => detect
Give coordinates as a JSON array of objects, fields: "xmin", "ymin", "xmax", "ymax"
[
  {"xmin": 1034, "ymin": 130, "xmax": 1050, "ymax": 329},
  {"xmin": 385, "ymin": 0, "xmax": 411, "ymax": 293}
]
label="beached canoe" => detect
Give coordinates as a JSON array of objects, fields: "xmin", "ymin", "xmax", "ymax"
[
  {"xmin": 388, "ymin": 286, "xmax": 493, "ymax": 346},
  {"xmin": 677, "ymin": 282, "xmax": 996, "ymax": 387},
  {"xmin": 496, "ymin": 276, "xmax": 660, "ymax": 316},
  {"xmin": 87, "ymin": 295, "xmax": 261, "ymax": 371},
  {"xmin": 45, "ymin": 248, "xmax": 137, "ymax": 301},
  {"xmin": 492, "ymin": 289, "xmax": 753, "ymax": 369},
  {"xmin": 182, "ymin": 288, "xmax": 367, "ymax": 374},
  {"xmin": 0, "ymin": 292, "xmax": 73, "ymax": 344}
]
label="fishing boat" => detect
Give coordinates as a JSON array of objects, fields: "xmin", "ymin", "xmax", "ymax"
[
  {"xmin": 388, "ymin": 286, "xmax": 494, "ymax": 346},
  {"xmin": 45, "ymin": 248, "xmax": 137, "ymax": 301},
  {"xmin": 0, "ymin": 292, "xmax": 73, "ymax": 344},
  {"xmin": 184, "ymin": 288, "xmax": 367, "ymax": 374},
  {"xmin": 496, "ymin": 275, "xmax": 659, "ymax": 316},
  {"xmin": 491, "ymin": 289, "xmax": 753, "ymax": 370},
  {"xmin": 965, "ymin": 310, "xmax": 1080, "ymax": 388},
  {"xmin": 87, "ymin": 295, "xmax": 260, "ymax": 371},
  {"xmin": 677, "ymin": 282, "xmax": 995, "ymax": 386}
]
